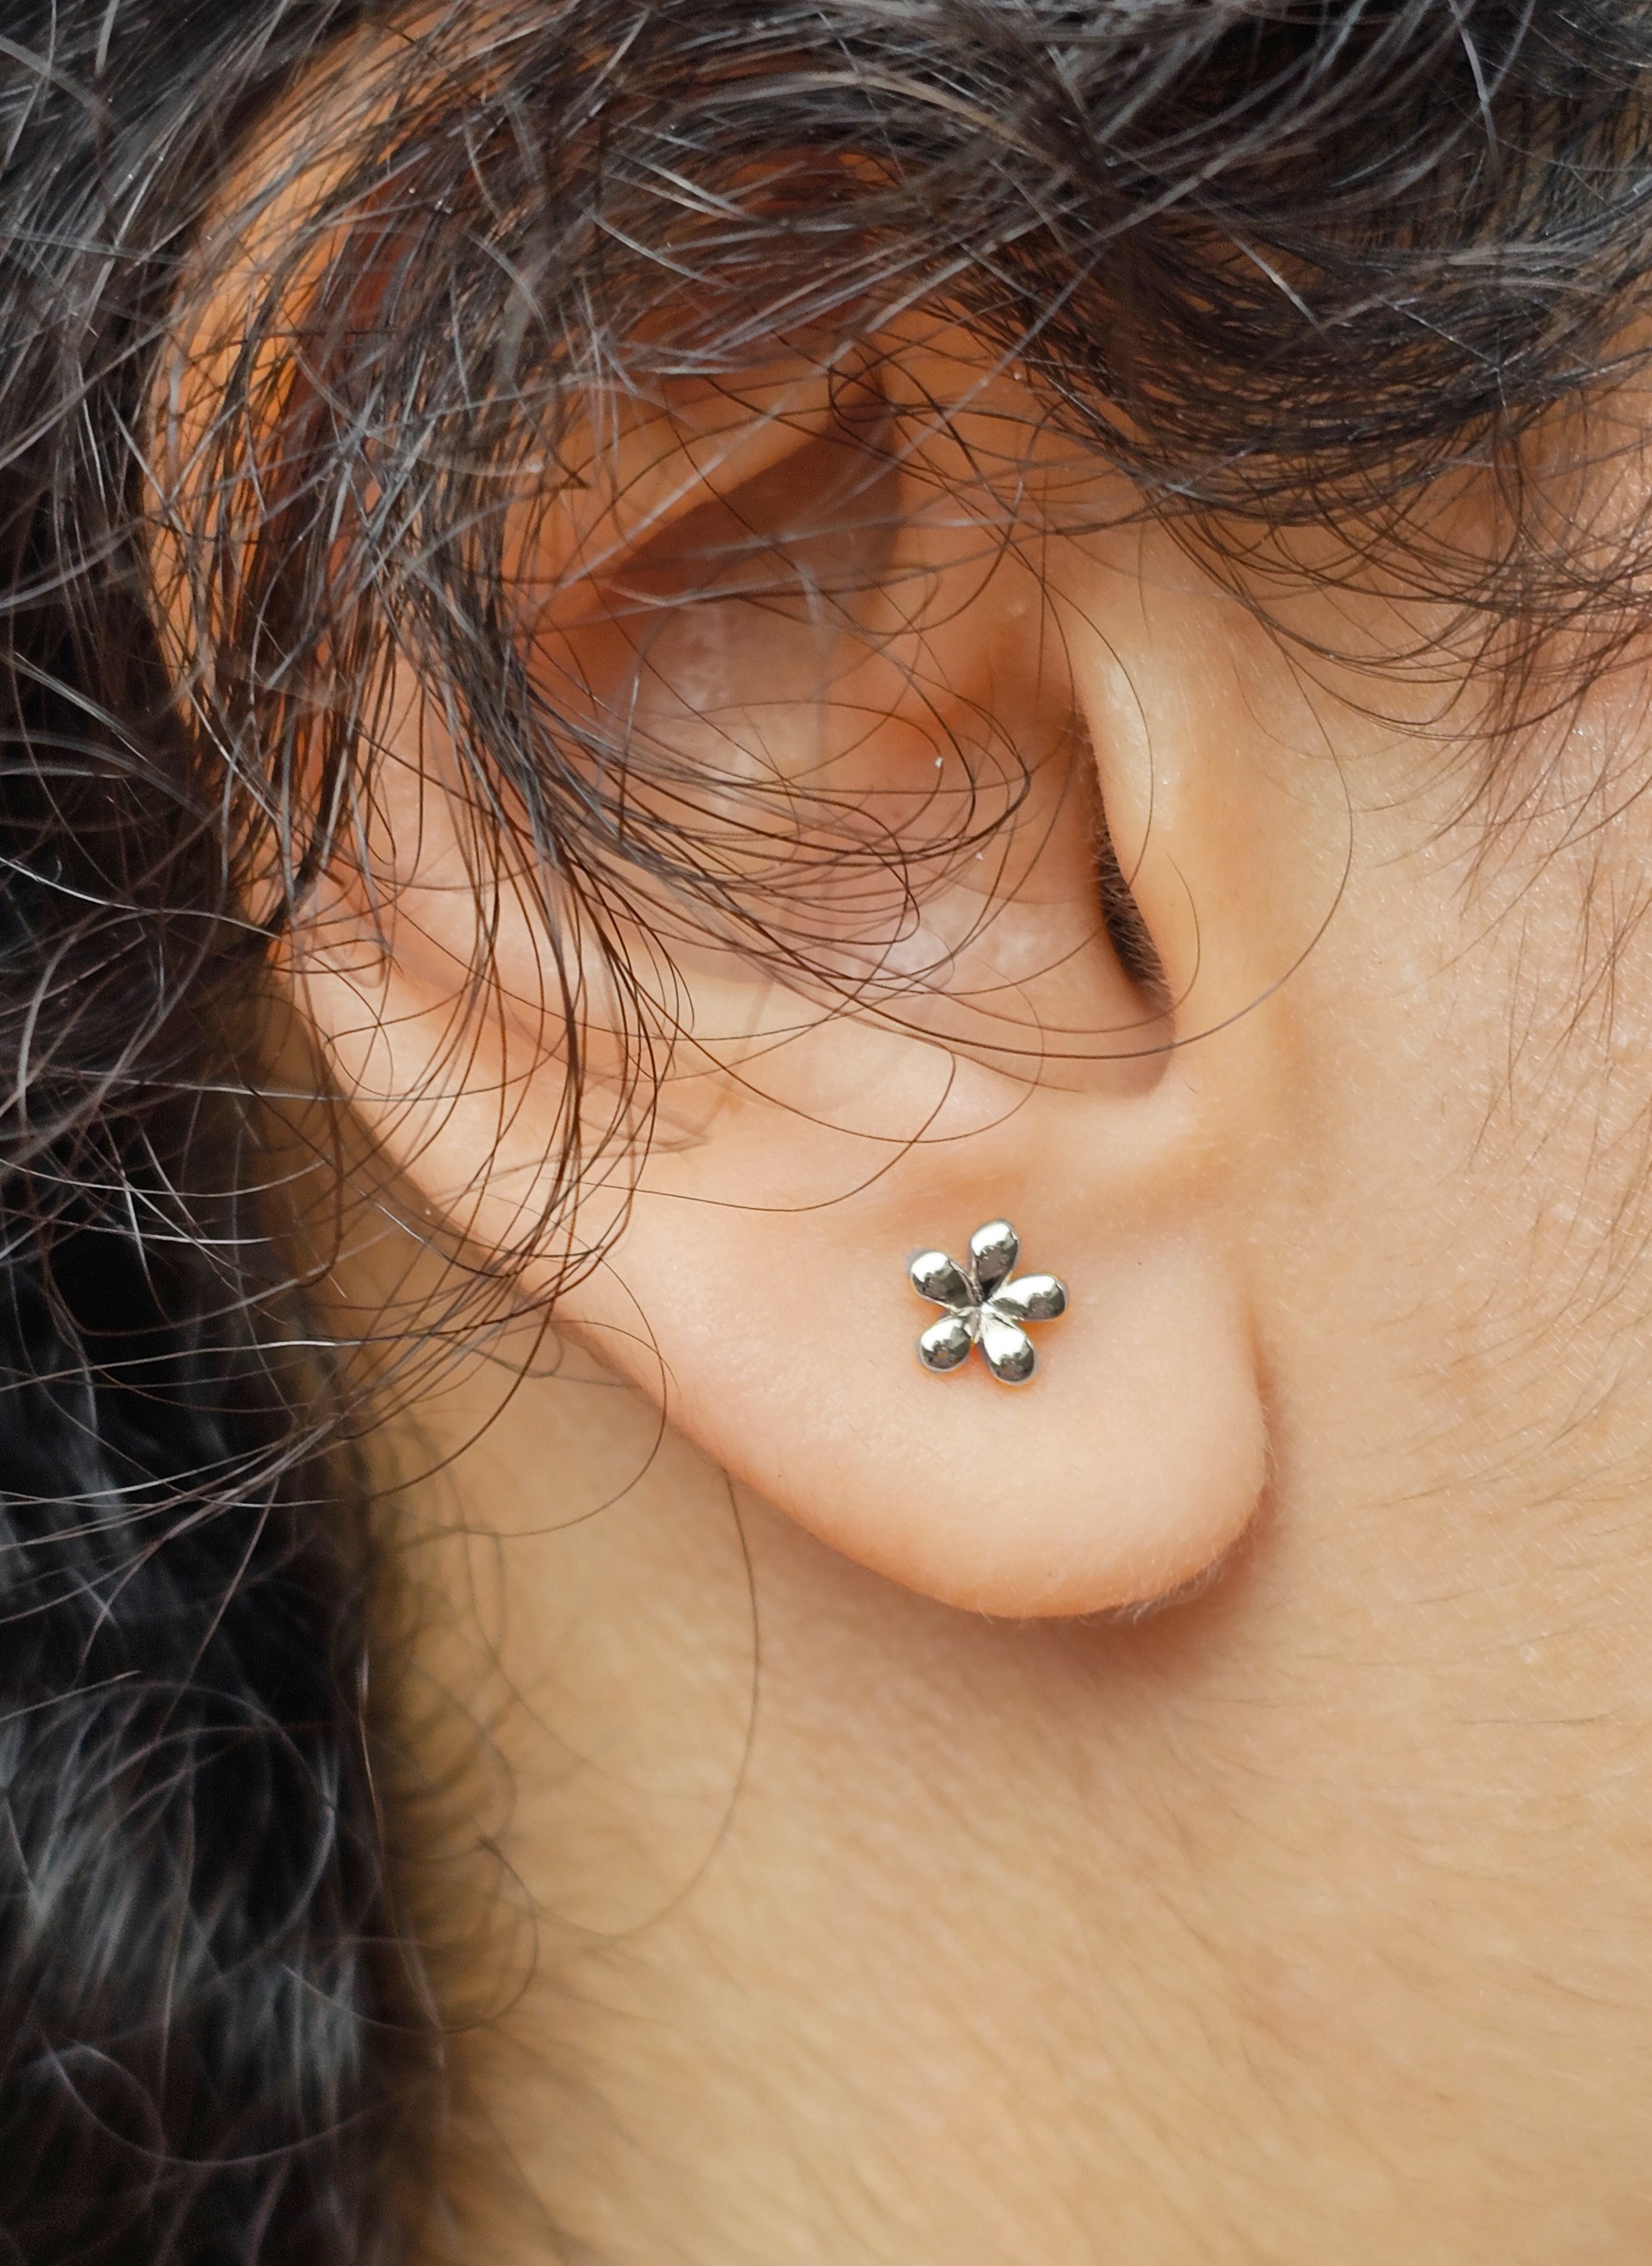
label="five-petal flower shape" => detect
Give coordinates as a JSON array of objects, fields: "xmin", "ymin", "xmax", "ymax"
[{"xmin": 908, "ymin": 1219, "xmax": 1068, "ymax": 1385}]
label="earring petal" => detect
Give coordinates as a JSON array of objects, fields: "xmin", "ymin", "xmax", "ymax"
[
  {"xmin": 990, "ymin": 1273, "xmax": 1068, "ymax": 1325},
  {"xmin": 909, "ymin": 1250, "xmax": 976, "ymax": 1310},
  {"xmin": 979, "ymin": 1310, "xmax": 1036, "ymax": 1385},
  {"xmin": 968, "ymin": 1220, "xmax": 1020, "ymax": 1299},
  {"xmin": 917, "ymin": 1312, "xmax": 975, "ymax": 1373}
]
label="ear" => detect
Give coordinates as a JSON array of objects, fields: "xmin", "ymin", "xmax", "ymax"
[{"xmin": 289, "ymin": 370, "xmax": 1335, "ymax": 1618}]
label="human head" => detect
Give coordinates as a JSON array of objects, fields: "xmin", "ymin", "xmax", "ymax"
[{"xmin": 4, "ymin": 3, "xmax": 1652, "ymax": 2258}]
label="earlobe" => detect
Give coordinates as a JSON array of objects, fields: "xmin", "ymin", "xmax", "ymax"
[
  {"xmin": 287, "ymin": 396, "xmax": 1287, "ymax": 1621},
  {"xmin": 547, "ymin": 1091, "xmax": 1269, "ymax": 1618}
]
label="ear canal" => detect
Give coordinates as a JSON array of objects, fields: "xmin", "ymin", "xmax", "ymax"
[{"xmin": 1092, "ymin": 772, "xmax": 1172, "ymax": 1011}]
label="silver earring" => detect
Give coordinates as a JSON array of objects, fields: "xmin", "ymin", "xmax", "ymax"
[{"xmin": 908, "ymin": 1219, "xmax": 1068, "ymax": 1385}]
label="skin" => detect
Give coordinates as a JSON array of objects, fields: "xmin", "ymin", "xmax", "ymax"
[
  {"xmin": 352, "ymin": 495, "xmax": 1652, "ymax": 2263},
  {"xmin": 163, "ymin": 44, "xmax": 1652, "ymax": 2263}
]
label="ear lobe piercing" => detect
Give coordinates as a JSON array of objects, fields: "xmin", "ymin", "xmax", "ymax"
[{"xmin": 909, "ymin": 1220, "xmax": 1068, "ymax": 1385}]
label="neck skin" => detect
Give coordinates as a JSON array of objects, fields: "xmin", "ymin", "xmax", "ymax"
[{"xmin": 383, "ymin": 1306, "xmax": 1652, "ymax": 2266}]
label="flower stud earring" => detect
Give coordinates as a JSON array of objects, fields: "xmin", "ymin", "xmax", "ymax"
[{"xmin": 908, "ymin": 1219, "xmax": 1068, "ymax": 1385}]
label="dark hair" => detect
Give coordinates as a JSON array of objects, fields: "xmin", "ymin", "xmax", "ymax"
[{"xmin": 2, "ymin": 2, "xmax": 1650, "ymax": 2259}]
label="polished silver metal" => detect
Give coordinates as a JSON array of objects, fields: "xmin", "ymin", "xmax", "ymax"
[{"xmin": 908, "ymin": 1219, "xmax": 1068, "ymax": 1385}]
